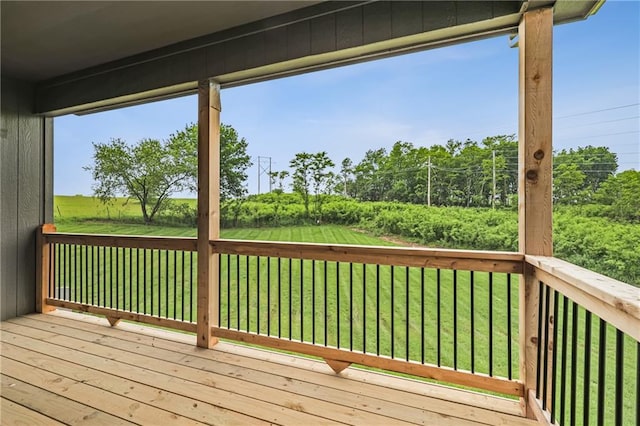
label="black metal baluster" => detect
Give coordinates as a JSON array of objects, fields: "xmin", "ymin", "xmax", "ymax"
[
  {"xmin": 102, "ymin": 246, "xmax": 106, "ymax": 307},
  {"xmin": 597, "ymin": 318, "xmax": 606, "ymax": 426},
  {"xmin": 300, "ymin": 258, "xmax": 303, "ymax": 341},
  {"xmin": 267, "ymin": 257, "xmax": 271, "ymax": 335},
  {"xmin": 257, "ymin": 256, "xmax": 260, "ymax": 334},
  {"xmin": 227, "ymin": 254, "xmax": 231, "ymax": 327},
  {"xmin": 488, "ymin": 272, "xmax": 493, "ymax": 376},
  {"xmin": 165, "ymin": 250, "xmax": 170, "ymax": 318},
  {"xmin": 570, "ymin": 300, "xmax": 578, "ymax": 426},
  {"xmin": 278, "ymin": 257, "xmax": 282, "ymax": 338},
  {"xmin": 173, "ymin": 251, "xmax": 177, "ymax": 320},
  {"xmin": 151, "ymin": 249, "xmax": 155, "ymax": 315},
  {"xmin": 437, "ymin": 268, "xmax": 441, "ymax": 367},
  {"xmin": 362, "ymin": 263, "xmax": 366, "ymax": 353},
  {"xmin": 312, "ymin": 259, "xmax": 316, "ymax": 344},
  {"xmin": 143, "ymin": 249, "xmax": 147, "ymax": 314},
  {"xmin": 64, "ymin": 244, "xmax": 69, "ymax": 300},
  {"xmin": 405, "ymin": 266, "xmax": 409, "ymax": 361},
  {"xmin": 560, "ymin": 295, "xmax": 569, "ymax": 426},
  {"xmin": 237, "ymin": 255, "xmax": 240, "ymax": 330},
  {"xmin": 110, "ymin": 246, "xmax": 115, "ymax": 308},
  {"xmin": 390, "ymin": 265, "xmax": 394, "ymax": 359},
  {"xmin": 336, "ymin": 262, "xmax": 340, "ymax": 349},
  {"xmin": 453, "ymin": 269, "xmax": 458, "ymax": 369},
  {"xmin": 129, "ymin": 248, "xmax": 133, "ymax": 312},
  {"xmin": 246, "ymin": 256, "xmax": 250, "ymax": 332},
  {"xmin": 181, "ymin": 251, "xmax": 185, "ymax": 321},
  {"xmin": 116, "ymin": 247, "xmax": 119, "ymax": 309},
  {"xmin": 536, "ymin": 282, "xmax": 544, "ymax": 397},
  {"xmin": 189, "ymin": 252, "xmax": 194, "ymax": 322},
  {"xmin": 542, "ymin": 285, "xmax": 551, "ymax": 410},
  {"xmin": 421, "ymin": 267, "xmax": 425, "ymax": 364},
  {"xmin": 324, "ymin": 261, "xmax": 327, "ymax": 346},
  {"xmin": 470, "ymin": 270, "xmax": 475, "ymax": 373},
  {"xmin": 289, "ymin": 258, "xmax": 292, "ymax": 340},
  {"xmin": 551, "ymin": 289, "xmax": 559, "ymax": 423},
  {"xmin": 349, "ymin": 262, "xmax": 353, "ymax": 351},
  {"xmin": 79, "ymin": 245, "xmax": 83, "ymax": 304},
  {"xmin": 376, "ymin": 264, "xmax": 380, "ymax": 356},
  {"xmin": 583, "ymin": 310, "xmax": 592, "ymax": 425},
  {"xmin": 507, "ymin": 273, "xmax": 512, "ymax": 380},
  {"xmin": 615, "ymin": 329, "xmax": 623, "ymax": 426}
]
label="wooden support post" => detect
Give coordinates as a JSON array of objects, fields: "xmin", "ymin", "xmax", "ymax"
[
  {"xmin": 197, "ymin": 80, "xmax": 221, "ymax": 349},
  {"xmin": 36, "ymin": 224, "xmax": 57, "ymax": 313},
  {"xmin": 518, "ymin": 7, "xmax": 553, "ymax": 419}
]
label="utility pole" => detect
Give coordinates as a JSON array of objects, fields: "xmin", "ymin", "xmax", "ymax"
[
  {"xmin": 492, "ymin": 150, "xmax": 496, "ymax": 209},
  {"xmin": 427, "ymin": 156, "xmax": 432, "ymax": 207},
  {"xmin": 257, "ymin": 156, "xmax": 272, "ymax": 194}
]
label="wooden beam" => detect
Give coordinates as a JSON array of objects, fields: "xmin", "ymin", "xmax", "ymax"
[
  {"xmin": 46, "ymin": 299, "xmax": 197, "ymax": 333},
  {"xmin": 211, "ymin": 239, "xmax": 524, "ymax": 274},
  {"xmin": 517, "ymin": 7, "xmax": 553, "ymax": 419},
  {"xmin": 197, "ymin": 80, "xmax": 221, "ymax": 349},
  {"xmin": 324, "ymin": 359, "xmax": 351, "ymax": 374},
  {"xmin": 36, "ymin": 224, "xmax": 57, "ymax": 313},
  {"xmin": 213, "ymin": 327, "xmax": 524, "ymax": 397},
  {"xmin": 43, "ymin": 233, "xmax": 197, "ymax": 252}
]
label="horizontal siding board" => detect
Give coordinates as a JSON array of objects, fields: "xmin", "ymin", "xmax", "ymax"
[
  {"xmin": 457, "ymin": 1, "xmax": 493, "ymax": 25},
  {"xmin": 263, "ymin": 27, "xmax": 288, "ymax": 65},
  {"xmin": 0, "ymin": 79, "xmax": 19, "ymax": 320}
]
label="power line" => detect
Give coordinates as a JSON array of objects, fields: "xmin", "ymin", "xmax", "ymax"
[{"xmin": 555, "ymin": 103, "xmax": 639, "ymax": 119}]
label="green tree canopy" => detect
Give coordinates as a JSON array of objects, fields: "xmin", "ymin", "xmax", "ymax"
[{"xmin": 88, "ymin": 123, "xmax": 251, "ymax": 223}]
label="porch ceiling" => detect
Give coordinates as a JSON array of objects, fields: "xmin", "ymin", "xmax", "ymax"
[{"xmin": 1, "ymin": 0, "xmax": 601, "ymax": 115}]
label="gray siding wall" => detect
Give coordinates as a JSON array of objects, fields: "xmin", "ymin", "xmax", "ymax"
[{"xmin": 1, "ymin": 77, "xmax": 53, "ymax": 321}]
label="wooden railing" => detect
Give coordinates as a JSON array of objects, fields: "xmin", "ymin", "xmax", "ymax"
[
  {"xmin": 37, "ymin": 226, "xmax": 640, "ymax": 422},
  {"xmin": 525, "ymin": 256, "xmax": 640, "ymax": 425}
]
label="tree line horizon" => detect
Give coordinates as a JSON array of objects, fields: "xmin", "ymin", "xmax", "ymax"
[{"xmin": 88, "ymin": 123, "xmax": 639, "ymax": 224}]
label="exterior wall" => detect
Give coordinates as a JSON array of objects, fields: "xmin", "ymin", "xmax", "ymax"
[{"xmin": 0, "ymin": 77, "xmax": 52, "ymax": 320}]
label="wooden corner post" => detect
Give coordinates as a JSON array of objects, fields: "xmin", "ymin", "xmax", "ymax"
[
  {"xmin": 518, "ymin": 7, "xmax": 553, "ymax": 418},
  {"xmin": 197, "ymin": 80, "xmax": 221, "ymax": 348},
  {"xmin": 36, "ymin": 223, "xmax": 57, "ymax": 313}
]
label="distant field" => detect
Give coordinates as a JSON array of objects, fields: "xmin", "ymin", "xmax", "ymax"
[{"xmin": 54, "ymin": 195, "xmax": 196, "ymax": 223}]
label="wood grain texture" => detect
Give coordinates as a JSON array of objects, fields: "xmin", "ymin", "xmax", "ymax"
[
  {"xmin": 1, "ymin": 312, "xmax": 538, "ymax": 425},
  {"xmin": 211, "ymin": 239, "xmax": 524, "ymax": 273},
  {"xmin": 213, "ymin": 327, "xmax": 524, "ymax": 397},
  {"xmin": 517, "ymin": 7, "xmax": 553, "ymax": 419},
  {"xmin": 529, "ymin": 256, "xmax": 640, "ymax": 342},
  {"xmin": 196, "ymin": 81, "xmax": 220, "ymax": 348},
  {"xmin": 36, "ymin": 224, "xmax": 56, "ymax": 313},
  {"xmin": 44, "ymin": 232, "xmax": 197, "ymax": 251}
]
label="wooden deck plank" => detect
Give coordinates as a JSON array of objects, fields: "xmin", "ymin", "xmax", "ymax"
[
  {"xmin": 1, "ymin": 396, "xmax": 66, "ymax": 426},
  {"xmin": 1, "ymin": 375, "xmax": 132, "ymax": 426},
  {"xmin": 1, "ymin": 313, "xmax": 537, "ymax": 426},
  {"xmin": 0, "ymin": 343, "xmax": 271, "ymax": 426},
  {"xmin": 29, "ymin": 311, "xmax": 530, "ymax": 422},
  {"xmin": 0, "ymin": 357, "xmax": 206, "ymax": 426},
  {"xmin": 0, "ymin": 326, "xmax": 347, "ymax": 426},
  {"xmin": 7, "ymin": 317, "xmax": 472, "ymax": 426},
  {"xmin": 11, "ymin": 314, "xmax": 531, "ymax": 426}
]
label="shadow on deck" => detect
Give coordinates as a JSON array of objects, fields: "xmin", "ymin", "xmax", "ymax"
[{"xmin": 1, "ymin": 311, "xmax": 537, "ymax": 425}]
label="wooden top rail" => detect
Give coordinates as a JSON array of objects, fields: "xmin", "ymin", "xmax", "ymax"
[
  {"xmin": 43, "ymin": 232, "xmax": 197, "ymax": 252},
  {"xmin": 527, "ymin": 255, "xmax": 640, "ymax": 342},
  {"xmin": 212, "ymin": 239, "xmax": 524, "ymax": 274}
]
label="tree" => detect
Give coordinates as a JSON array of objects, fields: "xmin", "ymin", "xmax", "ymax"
[
  {"xmin": 88, "ymin": 137, "xmax": 191, "ymax": 224},
  {"xmin": 554, "ymin": 145, "xmax": 618, "ymax": 196},
  {"xmin": 169, "ymin": 123, "xmax": 252, "ymax": 201},
  {"xmin": 290, "ymin": 152, "xmax": 314, "ymax": 217},
  {"xmin": 309, "ymin": 152, "xmax": 335, "ymax": 220},
  {"xmin": 553, "ymin": 163, "xmax": 587, "ymax": 204},
  {"xmin": 595, "ymin": 170, "xmax": 640, "ymax": 221},
  {"xmin": 340, "ymin": 158, "xmax": 353, "ymax": 197},
  {"xmin": 88, "ymin": 123, "xmax": 252, "ymax": 224}
]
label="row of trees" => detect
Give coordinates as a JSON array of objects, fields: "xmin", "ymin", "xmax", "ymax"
[
  {"xmin": 89, "ymin": 124, "xmax": 635, "ymax": 224},
  {"xmin": 281, "ymin": 137, "xmax": 627, "ymax": 214}
]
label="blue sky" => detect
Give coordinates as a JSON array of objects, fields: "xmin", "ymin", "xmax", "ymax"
[{"xmin": 55, "ymin": 1, "xmax": 639, "ymax": 196}]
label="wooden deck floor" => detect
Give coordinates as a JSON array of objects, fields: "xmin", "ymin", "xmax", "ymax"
[{"xmin": 1, "ymin": 311, "xmax": 537, "ymax": 425}]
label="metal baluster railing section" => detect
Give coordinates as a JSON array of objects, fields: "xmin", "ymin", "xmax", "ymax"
[
  {"xmin": 217, "ymin": 255, "xmax": 520, "ymax": 378},
  {"xmin": 536, "ymin": 281, "xmax": 639, "ymax": 426},
  {"xmin": 48, "ymin": 241, "xmax": 197, "ymax": 323}
]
